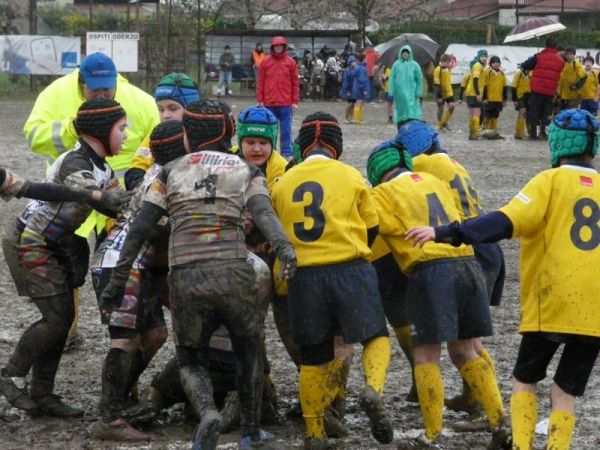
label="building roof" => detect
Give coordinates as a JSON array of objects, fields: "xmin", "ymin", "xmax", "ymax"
[
  {"xmin": 520, "ymin": 0, "xmax": 600, "ymax": 13},
  {"xmin": 435, "ymin": 0, "xmax": 499, "ymax": 20}
]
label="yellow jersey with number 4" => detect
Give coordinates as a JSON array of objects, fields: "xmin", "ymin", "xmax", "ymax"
[
  {"xmin": 413, "ymin": 153, "xmax": 483, "ymax": 220},
  {"xmin": 499, "ymin": 165, "xmax": 600, "ymax": 337},
  {"xmin": 371, "ymin": 171, "xmax": 473, "ymax": 274},
  {"xmin": 271, "ymin": 156, "xmax": 378, "ymax": 267}
]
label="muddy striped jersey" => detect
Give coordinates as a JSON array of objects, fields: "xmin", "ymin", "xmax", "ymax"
[
  {"xmin": 370, "ymin": 171, "xmax": 473, "ymax": 274},
  {"xmin": 18, "ymin": 144, "xmax": 121, "ymax": 242},
  {"xmin": 500, "ymin": 165, "xmax": 600, "ymax": 337},
  {"xmin": 92, "ymin": 162, "xmax": 168, "ymax": 269},
  {"xmin": 144, "ymin": 150, "xmax": 269, "ymax": 266},
  {"xmin": 271, "ymin": 155, "xmax": 378, "ymax": 267}
]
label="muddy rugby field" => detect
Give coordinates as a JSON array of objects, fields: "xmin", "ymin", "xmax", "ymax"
[{"xmin": 0, "ymin": 98, "xmax": 599, "ymax": 450}]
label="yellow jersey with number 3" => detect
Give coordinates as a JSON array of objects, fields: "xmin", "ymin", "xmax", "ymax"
[
  {"xmin": 413, "ymin": 153, "xmax": 483, "ymax": 220},
  {"xmin": 271, "ymin": 155, "xmax": 378, "ymax": 267},
  {"xmin": 371, "ymin": 171, "xmax": 473, "ymax": 274},
  {"xmin": 499, "ymin": 165, "xmax": 600, "ymax": 337}
]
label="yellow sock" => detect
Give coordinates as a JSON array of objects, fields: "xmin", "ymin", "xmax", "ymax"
[
  {"xmin": 510, "ymin": 391, "xmax": 537, "ymax": 450},
  {"xmin": 459, "ymin": 357, "xmax": 505, "ymax": 428},
  {"xmin": 414, "ymin": 363, "xmax": 444, "ymax": 441},
  {"xmin": 362, "ymin": 336, "xmax": 390, "ymax": 395},
  {"xmin": 470, "ymin": 117, "xmax": 480, "ymax": 135},
  {"xmin": 353, "ymin": 105, "xmax": 361, "ymax": 123},
  {"xmin": 329, "ymin": 357, "xmax": 348, "ymax": 403},
  {"xmin": 516, "ymin": 118, "xmax": 525, "ymax": 137},
  {"xmin": 443, "ymin": 109, "xmax": 453, "ymax": 125},
  {"xmin": 299, "ymin": 364, "xmax": 339, "ymax": 438},
  {"xmin": 438, "ymin": 118, "xmax": 443, "ymax": 129},
  {"xmin": 393, "ymin": 326, "xmax": 412, "ymax": 354},
  {"xmin": 478, "ymin": 348, "xmax": 496, "ymax": 379},
  {"xmin": 547, "ymin": 410, "xmax": 576, "ymax": 450}
]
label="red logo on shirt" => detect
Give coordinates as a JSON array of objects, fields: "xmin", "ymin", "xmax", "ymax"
[
  {"xmin": 580, "ymin": 176, "xmax": 593, "ymax": 187},
  {"xmin": 411, "ymin": 174, "xmax": 423, "ymax": 182}
]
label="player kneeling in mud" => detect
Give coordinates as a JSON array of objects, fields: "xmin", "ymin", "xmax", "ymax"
[
  {"xmin": 100, "ymin": 99, "xmax": 296, "ymax": 450},
  {"xmin": 367, "ymin": 141, "xmax": 510, "ymax": 450},
  {"xmin": 407, "ymin": 109, "xmax": 600, "ymax": 450},
  {"xmin": 0, "ymin": 99, "xmax": 132, "ymax": 417}
]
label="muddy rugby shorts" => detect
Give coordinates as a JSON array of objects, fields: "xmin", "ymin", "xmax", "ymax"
[
  {"xmin": 473, "ymin": 242, "xmax": 505, "ymax": 307},
  {"xmin": 406, "ymin": 257, "xmax": 492, "ymax": 346},
  {"xmin": 168, "ymin": 259, "xmax": 262, "ymax": 348},
  {"xmin": 287, "ymin": 259, "xmax": 387, "ymax": 347},
  {"xmin": 372, "ymin": 252, "xmax": 410, "ymax": 328},
  {"xmin": 92, "ymin": 267, "xmax": 166, "ymax": 336}
]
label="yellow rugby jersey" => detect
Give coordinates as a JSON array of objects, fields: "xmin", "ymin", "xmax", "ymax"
[
  {"xmin": 512, "ymin": 69, "xmax": 531, "ymax": 99},
  {"xmin": 271, "ymin": 155, "xmax": 378, "ymax": 267},
  {"xmin": 370, "ymin": 171, "xmax": 473, "ymax": 274},
  {"xmin": 128, "ymin": 135, "xmax": 153, "ymax": 172},
  {"xmin": 369, "ymin": 236, "xmax": 392, "ymax": 262},
  {"xmin": 499, "ymin": 165, "xmax": 600, "ymax": 337},
  {"xmin": 482, "ymin": 67, "xmax": 506, "ymax": 102},
  {"xmin": 465, "ymin": 62, "xmax": 485, "ymax": 97},
  {"xmin": 433, "ymin": 65, "xmax": 453, "ymax": 99},
  {"xmin": 559, "ymin": 60, "xmax": 587, "ymax": 100},
  {"xmin": 413, "ymin": 153, "xmax": 483, "ymax": 220},
  {"xmin": 384, "ymin": 67, "xmax": 392, "ymax": 93},
  {"xmin": 582, "ymin": 70, "xmax": 599, "ymax": 100}
]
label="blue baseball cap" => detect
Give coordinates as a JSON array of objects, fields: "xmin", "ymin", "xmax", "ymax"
[{"xmin": 79, "ymin": 52, "xmax": 117, "ymax": 90}]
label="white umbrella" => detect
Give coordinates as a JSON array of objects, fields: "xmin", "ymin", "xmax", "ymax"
[{"xmin": 503, "ymin": 17, "xmax": 566, "ymax": 43}]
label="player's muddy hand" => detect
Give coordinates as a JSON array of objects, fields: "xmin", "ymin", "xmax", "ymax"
[
  {"xmin": 405, "ymin": 226, "xmax": 435, "ymax": 248},
  {"xmin": 99, "ymin": 281, "xmax": 124, "ymax": 325},
  {"xmin": 278, "ymin": 244, "xmax": 297, "ymax": 280},
  {"xmin": 98, "ymin": 190, "xmax": 134, "ymax": 215}
]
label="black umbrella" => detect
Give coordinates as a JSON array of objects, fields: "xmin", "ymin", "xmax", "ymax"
[{"xmin": 376, "ymin": 33, "xmax": 440, "ymax": 67}]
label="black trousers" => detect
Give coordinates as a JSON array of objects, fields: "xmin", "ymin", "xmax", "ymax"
[{"xmin": 527, "ymin": 92, "xmax": 554, "ymax": 138}]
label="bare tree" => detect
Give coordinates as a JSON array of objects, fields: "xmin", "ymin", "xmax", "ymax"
[{"xmin": 339, "ymin": 0, "xmax": 376, "ymax": 46}]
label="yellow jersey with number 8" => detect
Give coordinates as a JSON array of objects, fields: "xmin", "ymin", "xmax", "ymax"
[
  {"xmin": 371, "ymin": 171, "xmax": 473, "ymax": 274},
  {"xmin": 499, "ymin": 165, "xmax": 600, "ymax": 337},
  {"xmin": 271, "ymin": 156, "xmax": 378, "ymax": 267}
]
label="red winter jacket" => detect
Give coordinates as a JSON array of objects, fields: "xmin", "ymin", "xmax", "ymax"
[
  {"xmin": 257, "ymin": 51, "xmax": 299, "ymax": 106},
  {"xmin": 530, "ymin": 48, "xmax": 564, "ymax": 96}
]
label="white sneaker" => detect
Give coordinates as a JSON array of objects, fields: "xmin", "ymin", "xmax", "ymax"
[{"xmin": 227, "ymin": 90, "xmax": 233, "ymax": 96}]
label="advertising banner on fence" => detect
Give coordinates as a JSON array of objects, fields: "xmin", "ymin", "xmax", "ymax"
[
  {"xmin": 86, "ymin": 32, "xmax": 139, "ymax": 72},
  {"xmin": 445, "ymin": 44, "xmax": 600, "ymax": 84},
  {"xmin": 1, "ymin": 35, "xmax": 80, "ymax": 75}
]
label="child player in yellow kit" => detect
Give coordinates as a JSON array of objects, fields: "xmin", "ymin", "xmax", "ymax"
[
  {"xmin": 512, "ymin": 65, "xmax": 531, "ymax": 140},
  {"xmin": 433, "ymin": 54, "xmax": 455, "ymax": 131},
  {"xmin": 481, "ymin": 55, "xmax": 507, "ymax": 139},
  {"xmin": 580, "ymin": 56, "xmax": 599, "ymax": 117},
  {"xmin": 367, "ymin": 141, "xmax": 510, "ymax": 450},
  {"xmin": 407, "ymin": 108, "xmax": 600, "ymax": 450}
]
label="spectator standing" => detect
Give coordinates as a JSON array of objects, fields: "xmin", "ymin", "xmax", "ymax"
[
  {"xmin": 558, "ymin": 46, "xmax": 587, "ymax": 110},
  {"xmin": 217, "ymin": 45, "xmax": 235, "ymax": 97},
  {"xmin": 364, "ymin": 45, "xmax": 379, "ymax": 101},
  {"xmin": 521, "ymin": 38, "xmax": 564, "ymax": 140},
  {"xmin": 325, "ymin": 51, "xmax": 341, "ymax": 100},
  {"xmin": 257, "ymin": 36, "xmax": 299, "ymax": 158},
  {"xmin": 251, "ymin": 43, "xmax": 266, "ymax": 81},
  {"xmin": 580, "ymin": 56, "xmax": 599, "ymax": 116},
  {"xmin": 389, "ymin": 45, "xmax": 423, "ymax": 128}
]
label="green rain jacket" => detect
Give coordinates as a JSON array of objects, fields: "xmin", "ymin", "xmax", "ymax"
[{"xmin": 389, "ymin": 45, "xmax": 423, "ymax": 123}]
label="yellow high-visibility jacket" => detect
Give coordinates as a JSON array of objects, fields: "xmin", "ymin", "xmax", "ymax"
[{"xmin": 23, "ymin": 70, "xmax": 159, "ymax": 177}]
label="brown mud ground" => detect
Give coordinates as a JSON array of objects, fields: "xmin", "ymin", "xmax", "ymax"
[{"xmin": 1, "ymin": 98, "xmax": 599, "ymax": 450}]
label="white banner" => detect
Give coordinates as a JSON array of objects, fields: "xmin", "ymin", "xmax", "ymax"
[
  {"xmin": 86, "ymin": 32, "xmax": 139, "ymax": 72},
  {"xmin": 0, "ymin": 35, "xmax": 80, "ymax": 75},
  {"xmin": 445, "ymin": 44, "xmax": 600, "ymax": 84}
]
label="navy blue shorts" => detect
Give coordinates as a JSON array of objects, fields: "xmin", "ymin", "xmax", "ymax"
[
  {"xmin": 513, "ymin": 332, "xmax": 600, "ymax": 397},
  {"xmin": 474, "ymin": 242, "xmax": 505, "ymax": 306},
  {"xmin": 466, "ymin": 96, "xmax": 482, "ymax": 108},
  {"xmin": 287, "ymin": 259, "xmax": 387, "ymax": 346},
  {"xmin": 372, "ymin": 252, "xmax": 410, "ymax": 328},
  {"xmin": 407, "ymin": 257, "xmax": 492, "ymax": 346}
]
